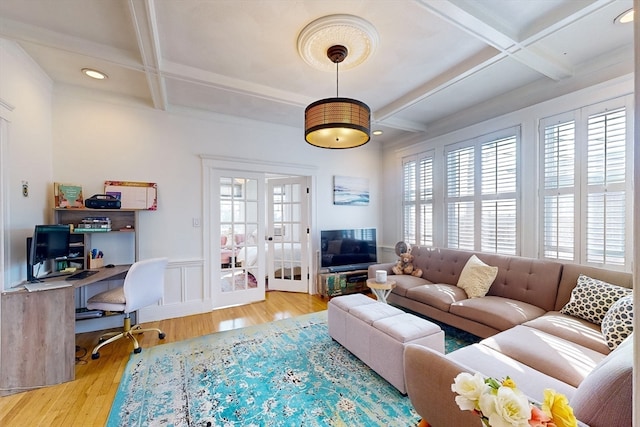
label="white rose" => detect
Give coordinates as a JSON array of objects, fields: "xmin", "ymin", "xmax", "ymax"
[
  {"xmin": 451, "ymin": 372, "xmax": 487, "ymax": 411},
  {"xmin": 479, "ymin": 386, "xmax": 530, "ymax": 427}
]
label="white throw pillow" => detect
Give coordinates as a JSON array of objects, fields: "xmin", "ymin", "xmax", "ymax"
[
  {"xmin": 560, "ymin": 275, "xmax": 632, "ymax": 325},
  {"xmin": 601, "ymin": 295, "xmax": 634, "ymax": 351},
  {"xmin": 456, "ymin": 255, "xmax": 498, "ymax": 298}
]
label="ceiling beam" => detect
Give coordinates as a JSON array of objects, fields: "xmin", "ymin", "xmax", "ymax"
[
  {"xmin": 373, "ymin": 0, "xmax": 614, "ymax": 133},
  {"xmin": 127, "ymin": 0, "xmax": 168, "ymax": 111},
  {"xmin": 418, "ymin": 0, "xmax": 573, "ymax": 81}
]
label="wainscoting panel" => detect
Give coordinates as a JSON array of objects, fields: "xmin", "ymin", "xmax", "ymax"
[{"xmin": 139, "ymin": 259, "xmax": 209, "ymax": 323}]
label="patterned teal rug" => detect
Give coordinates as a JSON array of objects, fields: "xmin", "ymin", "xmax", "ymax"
[{"xmin": 108, "ymin": 310, "xmax": 478, "ymax": 426}]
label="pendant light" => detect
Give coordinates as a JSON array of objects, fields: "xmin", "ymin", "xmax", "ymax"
[{"xmin": 304, "ymin": 45, "xmax": 371, "ymax": 149}]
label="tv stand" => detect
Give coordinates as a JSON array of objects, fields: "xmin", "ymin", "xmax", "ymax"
[{"xmin": 318, "ymin": 269, "xmax": 370, "ymax": 298}]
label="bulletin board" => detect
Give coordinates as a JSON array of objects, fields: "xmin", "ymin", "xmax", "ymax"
[{"xmin": 104, "ymin": 181, "xmax": 157, "ymax": 210}]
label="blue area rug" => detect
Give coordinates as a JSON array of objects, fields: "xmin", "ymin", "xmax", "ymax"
[{"xmin": 108, "ymin": 310, "xmax": 477, "ymax": 426}]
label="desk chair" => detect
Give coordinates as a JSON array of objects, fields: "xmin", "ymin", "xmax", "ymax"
[{"xmin": 86, "ymin": 257, "xmax": 169, "ymax": 359}]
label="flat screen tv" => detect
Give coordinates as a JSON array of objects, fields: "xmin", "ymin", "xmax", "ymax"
[
  {"xmin": 26, "ymin": 224, "xmax": 71, "ymax": 282},
  {"xmin": 320, "ymin": 228, "xmax": 377, "ymax": 272}
]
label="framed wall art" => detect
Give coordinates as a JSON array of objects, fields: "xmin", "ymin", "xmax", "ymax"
[{"xmin": 333, "ymin": 175, "xmax": 369, "ymax": 206}]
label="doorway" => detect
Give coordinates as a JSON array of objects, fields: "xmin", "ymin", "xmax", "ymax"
[{"xmin": 203, "ymin": 156, "xmax": 316, "ymax": 310}]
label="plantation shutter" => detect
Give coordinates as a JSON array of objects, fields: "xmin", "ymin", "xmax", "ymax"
[
  {"xmin": 481, "ymin": 136, "xmax": 517, "ymax": 254},
  {"xmin": 585, "ymin": 107, "xmax": 626, "ymax": 266},
  {"xmin": 446, "ymin": 146, "xmax": 475, "ymax": 250},
  {"xmin": 402, "ymin": 152, "xmax": 434, "ymax": 246},
  {"xmin": 540, "ymin": 99, "xmax": 630, "ymax": 270},
  {"xmin": 402, "ymin": 159, "xmax": 417, "ymax": 244},
  {"xmin": 419, "ymin": 156, "xmax": 434, "ymax": 246},
  {"xmin": 541, "ymin": 119, "xmax": 575, "ymax": 260}
]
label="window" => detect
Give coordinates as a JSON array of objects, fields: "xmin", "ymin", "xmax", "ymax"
[
  {"xmin": 445, "ymin": 129, "xmax": 518, "ymax": 254},
  {"xmin": 541, "ymin": 117, "xmax": 575, "ymax": 260},
  {"xmin": 540, "ymin": 102, "xmax": 630, "ymax": 269},
  {"xmin": 402, "ymin": 151, "xmax": 434, "ymax": 246}
]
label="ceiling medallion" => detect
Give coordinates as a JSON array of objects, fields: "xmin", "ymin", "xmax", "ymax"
[{"xmin": 297, "ymin": 14, "xmax": 379, "ymax": 72}]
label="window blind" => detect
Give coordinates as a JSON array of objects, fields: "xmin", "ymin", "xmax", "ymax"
[
  {"xmin": 585, "ymin": 108, "xmax": 626, "ymax": 266},
  {"xmin": 445, "ymin": 131, "xmax": 518, "ymax": 254},
  {"xmin": 541, "ymin": 119, "xmax": 575, "ymax": 260},
  {"xmin": 446, "ymin": 146, "xmax": 475, "ymax": 249},
  {"xmin": 481, "ymin": 137, "xmax": 517, "ymax": 254},
  {"xmin": 402, "ymin": 153, "xmax": 434, "ymax": 246},
  {"xmin": 540, "ymin": 104, "xmax": 629, "ymax": 269}
]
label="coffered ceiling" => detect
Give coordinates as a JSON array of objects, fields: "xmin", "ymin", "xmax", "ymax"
[{"xmin": 0, "ymin": 0, "xmax": 634, "ymax": 146}]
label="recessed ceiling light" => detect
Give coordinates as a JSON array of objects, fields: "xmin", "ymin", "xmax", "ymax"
[
  {"xmin": 372, "ymin": 130, "xmax": 383, "ymax": 136},
  {"xmin": 614, "ymin": 8, "xmax": 634, "ymax": 24},
  {"xmin": 82, "ymin": 68, "xmax": 108, "ymax": 80}
]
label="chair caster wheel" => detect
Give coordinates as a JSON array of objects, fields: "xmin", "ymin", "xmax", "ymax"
[
  {"xmin": 91, "ymin": 353, "xmax": 100, "ymax": 360},
  {"xmin": 159, "ymin": 332, "xmax": 166, "ymax": 339},
  {"xmin": 134, "ymin": 347, "xmax": 142, "ymax": 354}
]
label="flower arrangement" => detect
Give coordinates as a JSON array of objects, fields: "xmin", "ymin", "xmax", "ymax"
[{"xmin": 451, "ymin": 373, "xmax": 578, "ymax": 427}]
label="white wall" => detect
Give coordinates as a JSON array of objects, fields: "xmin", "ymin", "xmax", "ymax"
[
  {"xmin": 47, "ymin": 83, "xmax": 381, "ymax": 318},
  {"xmin": 52, "ymin": 89, "xmax": 382, "ymax": 264},
  {"xmin": 0, "ymin": 39, "xmax": 54, "ymax": 288}
]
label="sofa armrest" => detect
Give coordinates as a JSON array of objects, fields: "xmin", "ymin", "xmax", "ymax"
[
  {"xmin": 367, "ymin": 262, "xmax": 395, "ymax": 278},
  {"xmin": 404, "ymin": 344, "xmax": 479, "ymax": 427}
]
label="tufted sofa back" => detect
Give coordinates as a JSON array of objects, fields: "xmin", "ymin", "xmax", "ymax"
[{"xmin": 409, "ymin": 246, "xmax": 563, "ymax": 311}]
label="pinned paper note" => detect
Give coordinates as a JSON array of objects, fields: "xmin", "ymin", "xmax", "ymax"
[{"xmin": 104, "ymin": 181, "xmax": 157, "ymax": 210}]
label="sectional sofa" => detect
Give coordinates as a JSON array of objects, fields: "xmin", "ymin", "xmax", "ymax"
[{"xmin": 368, "ymin": 246, "xmax": 634, "ymax": 427}]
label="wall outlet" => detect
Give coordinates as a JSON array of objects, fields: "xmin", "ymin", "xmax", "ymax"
[
  {"xmin": 22, "ymin": 181, "xmax": 29, "ymax": 197},
  {"xmin": 192, "ymin": 218, "xmax": 201, "ymax": 227}
]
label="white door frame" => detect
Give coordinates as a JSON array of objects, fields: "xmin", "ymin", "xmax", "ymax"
[{"xmin": 202, "ymin": 156, "xmax": 318, "ymax": 304}]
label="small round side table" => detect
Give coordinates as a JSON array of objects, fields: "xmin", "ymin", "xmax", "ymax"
[{"xmin": 366, "ymin": 278, "xmax": 396, "ymax": 304}]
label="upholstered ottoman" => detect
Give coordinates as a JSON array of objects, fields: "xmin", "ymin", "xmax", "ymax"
[
  {"xmin": 327, "ymin": 293, "xmax": 377, "ymax": 344},
  {"xmin": 328, "ymin": 294, "xmax": 444, "ymax": 393}
]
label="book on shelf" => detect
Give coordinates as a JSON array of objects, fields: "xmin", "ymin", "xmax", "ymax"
[{"xmin": 54, "ymin": 182, "xmax": 84, "ymax": 208}]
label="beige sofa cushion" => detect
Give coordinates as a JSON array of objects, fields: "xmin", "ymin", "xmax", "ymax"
[
  {"xmin": 405, "ymin": 283, "xmax": 468, "ymax": 311},
  {"xmin": 524, "ymin": 311, "xmax": 610, "ymax": 354},
  {"xmin": 448, "ymin": 343, "xmax": 577, "ymax": 399},
  {"xmin": 389, "ymin": 274, "xmax": 430, "ymax": 297},
  {"xmin": 480, "ymin": 325, "xmax": 606, "ymax": 388},
  {"xmin": 456, "ymin": 254, "xmax": 498, "ymax": 298},
  {"xmin": 449, "ymin": 296, "xmax": 546, "ymax": 331}
]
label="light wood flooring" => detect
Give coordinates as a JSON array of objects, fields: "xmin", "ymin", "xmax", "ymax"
[{"xmin": 0, "ymin": 292, "xmax": 328, "ymax": 427}]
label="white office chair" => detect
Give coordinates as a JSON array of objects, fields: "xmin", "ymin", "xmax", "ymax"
[{"xmin": 86, "ymin": 257, "xmax": 169, "ymax": 359}]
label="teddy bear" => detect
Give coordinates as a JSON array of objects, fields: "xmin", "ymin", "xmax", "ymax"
[{"xmin": 392, "ymin": 250, "xmax": 423, "ymax": 277}]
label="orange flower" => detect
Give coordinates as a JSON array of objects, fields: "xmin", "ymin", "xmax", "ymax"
[{"xmin": 529, "ymin": 405, "xmax": 554, "ymax": 427}]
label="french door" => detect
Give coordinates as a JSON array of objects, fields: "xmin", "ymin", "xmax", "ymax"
[
  {"xmin": 211, "ymin": 170, "xmax": 265, "ymax": 309},
  {"xmin": 266, "ymin": 177, "xmax": 309, "ymax": 293}
]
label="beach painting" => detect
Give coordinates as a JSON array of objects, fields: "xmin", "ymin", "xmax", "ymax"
[{"xmin": 333, "ymin": 175, "xmax": 370, "ymax": 206}]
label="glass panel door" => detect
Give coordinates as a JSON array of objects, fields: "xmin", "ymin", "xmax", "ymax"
[
  {"xmin": 267, "ymin": 177, "xmax": 309, "ymax": 292},
  {"xmin": 213, "ymin": 172, "xmax": 265, "ymax": 308}
]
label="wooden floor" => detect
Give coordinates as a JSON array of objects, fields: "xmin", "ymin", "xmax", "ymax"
[{"xmin": 0, "ymin": 292, "xmax": 328, "ymax": 427}]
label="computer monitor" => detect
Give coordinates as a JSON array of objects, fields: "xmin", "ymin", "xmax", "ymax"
[{"xmin": 26, "ymin": 224, "xmax": 71, "ymax": 282}]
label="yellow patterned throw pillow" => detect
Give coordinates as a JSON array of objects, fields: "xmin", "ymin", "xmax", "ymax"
[{"xmin": 457, "ymin": 255, "xmax": 498, "ymax": 298}]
